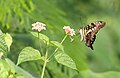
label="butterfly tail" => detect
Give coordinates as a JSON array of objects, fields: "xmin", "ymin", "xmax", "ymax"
[{"xmin": 90, "ymin": 45, "xmax": 94, "ymax": 50}]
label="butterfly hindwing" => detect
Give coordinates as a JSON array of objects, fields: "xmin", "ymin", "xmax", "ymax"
[
  {"xmin": 85, "ymin": 32, "xmax": 96, "ymax": 50},
  {"xmin": 79, "ymin": 21, "xmax": 105, "ymax": 50}
]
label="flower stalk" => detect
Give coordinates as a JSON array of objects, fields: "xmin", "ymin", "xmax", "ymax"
[
  {"xmin": 41, "ymin": 35, "xmax": 67, "ymax": 78},
  {"xmin": 41, "ymin": 51, "xmax": 48, "ymax": 78},
  {"xmin": 47, "ymin": 35, "xmax": 67, "ymax": 61},
  {"xmin": 38, "ymin": 32, "xmax": 44, "ymax": 55}
]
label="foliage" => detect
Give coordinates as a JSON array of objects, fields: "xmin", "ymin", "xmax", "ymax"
[
  {"xmin": 0, "ymin": 0, "xmax": 120, "ymax": 78},
  {"xmin": 17, "ymin": 47, "xmax": 42, "ymax": 65},
  {"xmin": 55, "ymin": 51, "xmax": 77, "ymax": 70}
]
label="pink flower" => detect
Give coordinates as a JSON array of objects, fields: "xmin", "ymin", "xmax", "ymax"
[
  {"xmin": 32, "ymin": 22, "xmax": 46, "ymax": 32},
  {"xmin": 63, "ymin": 26, "xmax": 75, "ymax": 36}
]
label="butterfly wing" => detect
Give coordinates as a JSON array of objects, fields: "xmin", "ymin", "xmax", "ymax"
[
  {"xmin": 80, "ymin": 21, "xmax": 105, "ymax": 50},
  {"xmin": 85, "ymin": 32, "xmax": 96, "ymax": 50}
]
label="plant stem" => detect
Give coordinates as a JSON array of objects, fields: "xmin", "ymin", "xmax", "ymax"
[
  {"xmin": 38, "ymin": 32, "xmax": 43, "ymax": 55},
  {"xmin": 41, "ymin": 51, "xmax": 48, "ymax": 78},
  {"xmin": 40, "ymin": 35, "xmax": 67, "ymax": 78},
  {"xmin": 47, "ymin": 35, "xmax": 67, "ymax": 60}
]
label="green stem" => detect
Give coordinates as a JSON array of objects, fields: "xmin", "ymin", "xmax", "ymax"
[
  {"xmin": 38, "ymin": 32, "xmax": 43, "ymax": 55},
  {"xmin": 47, "ymin": 35, "xmax": 67, "ymax": 60},
  {"xmin": 41, "ymin": 51, "xmax": 48, "ymax": 78}
]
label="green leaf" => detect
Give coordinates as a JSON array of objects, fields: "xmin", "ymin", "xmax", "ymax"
[
  {"xmin": 50, "ymin": 41, "xmax": 64, "ymax": 51},
  {"xmin": 5, "ymin": 58, "xmax": 34, "ymax": 78},
  {"xmin": 0, "ymin": 30, "xmax": 3, "ymax": 35},
  {"xmin": 0, "ymin": 59, "xmax": 10, "ymax": 78},
  {"xmin": 55, "ymin": 51, "xmax": 77, "ymax": 70},
  {"xmin": 5, "ymin": 33, "xmax": 12, "ymax": 51},
  {"xmin": 30, "ymin": 32, "xmax": 49, "ymax": 43},
  {"xmin": 5, "ymin": 58, "xmax": 16, "ymax": 74},
  {"xmin": 17, "ymin": 47, "xmax": 41, "ymax": 65},
  {"xmin": 0, "ymin": 34, "xmax": 8, "ymax": 56}
]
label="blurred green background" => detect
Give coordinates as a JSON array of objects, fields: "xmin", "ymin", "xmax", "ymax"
[{"xmin": 0, "ymin": 0, "xmax": 120, "ymax": 78}]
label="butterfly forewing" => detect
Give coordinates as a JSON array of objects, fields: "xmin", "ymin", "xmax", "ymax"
[{"xmin": 79, "ymin": 21, "xmax": 106, "ymax": 50}]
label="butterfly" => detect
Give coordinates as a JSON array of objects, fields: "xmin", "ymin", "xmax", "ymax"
[{"xmin": 79, "ymin": 21, "xmax": 106, "ymax": 50}]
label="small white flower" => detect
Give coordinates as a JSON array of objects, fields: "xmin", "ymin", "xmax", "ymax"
[
  {"xmin": 63, "ymin": 26, "xmax": 75, "ymax": 36},
  {"xmin": 32, "ymin": 22, "xmax": 46, "ymax": 32}
]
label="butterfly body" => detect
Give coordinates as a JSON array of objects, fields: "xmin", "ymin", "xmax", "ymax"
[{"xmin": 79, "ymin": 21, "xmax": 106, "ymax": 50}]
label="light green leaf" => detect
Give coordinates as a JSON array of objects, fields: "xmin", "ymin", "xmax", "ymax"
[
  {"xmin": 5, "ymin": 58, "xmax": 35, "ymax": 78},
  {"xmin": 55, "ymin": 51, "xmax": 77, "ymax": 70},
  {"xmin": 0, "ymin": 34, "xmax": 8, "ymax": 56},
  {"xmin": 50, "ymin": 41, "xmax": 64, "ymax": 51},
  {"xmin": 5, "ymin": 58, "xmax": 15, "ymax": 74},
  {"xmin": 0, "ymin": 30, "xmax": 3, "ymax": 35},
  {"xmin": 17, "ymin": 47, "xmax": 41, "ymax": 65},
  {"xmin": 30, "ymin": 32, "xmax": 49, "ymax": 43},
  {"xmin": 5, "ymin": 33, "xmax": 12, "ymax": 51},
  {"xmin": 0, "ymin": 59, "xmax": 10, "ymax": 78}
]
